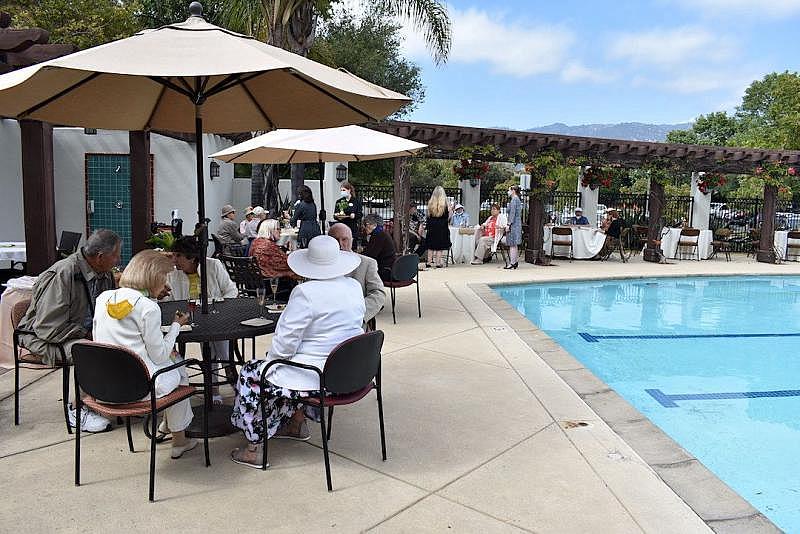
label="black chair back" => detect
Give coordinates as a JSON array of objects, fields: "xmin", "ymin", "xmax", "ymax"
[
  {"xmin": 220, "ymin": 254, "xmax": 264, "ymax": 296},
  {"xmin": 57, "ymin": 231, "xmax": 82, "ymax": 256},
  {"xmin": 323, "ymin": 331, "xmax": 384, "ymax": 395},
  {"xmin": 72, "ymin": 342, "xmax": 150, "ymax": 404},
  {"xmin": 211, "ymin": 234, "xmax": 224, "ymax": 258},
  {"xmin": 390, "ymin": 254, "xmax": 419, "ymax": 282}
]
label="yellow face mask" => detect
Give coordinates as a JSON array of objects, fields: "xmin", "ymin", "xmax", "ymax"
[{"xmin": 106, "ymin": 291, "xmax": 140, "ymax": 320}]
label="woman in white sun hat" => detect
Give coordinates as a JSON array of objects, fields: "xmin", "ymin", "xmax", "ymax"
[{"xmin": 230, "ymin": 235, "xmax": 365, "ymax": 468}]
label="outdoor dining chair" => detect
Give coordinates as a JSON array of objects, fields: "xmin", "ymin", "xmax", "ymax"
[
  {"xmin": 383, "ymin": 254, "xmax": 421, "ymax": 324},
  {"xmin": 71, "ymin": 341, "xmax": 209, "ymax": 502},
  {"xmin": 632, "ymin": 225, "xmax": 648, "ymax": 255},
  {"xmin": 258, "ymin": 330, "xmax": 386, "ymax": 491},
  {"xmin": 600, "ymin": 227, "xmax": 631, "ymax": 263},
  {"xmin": 56, "ymin": 231, "xmax": 82, "ymax": 259},
  {"xmin": 550, "ymin": 226, "xmax": 574, "ymax": 262},
  {"xmin": 711, "ymin": 228, "xmax": 733, "ymax": 262},
  {"xmin": 677, "ymin": 228, "xmax": 701, "ymax": 260},
  {"xmin": 786, "ymin": 230, "xmax": 800, "ymax": 261},
  {"xmin": 220, "ymin": 254, "xmax": 266, "ymax": 298},
  {"xmin": 11, "ymin": 298, "xmax": 71, "ymax": 433}
]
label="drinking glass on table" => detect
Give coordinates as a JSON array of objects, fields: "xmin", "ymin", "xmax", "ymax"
[
  {"xmin": 270, "ymin": 277, "xmax": 280, "ymax": 305},
  {"xmin": 255, "ymin": 286, "xmax": 267, "ymax": 319},
  {"xmin": 187, "ymin": 298, "xmax": 199, "ymax": 327}
]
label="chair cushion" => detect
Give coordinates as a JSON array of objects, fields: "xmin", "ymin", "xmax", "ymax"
[
  {"xmin": 82, "ymin": 385, "xmax": 197, "ymax": 417},
  {"xmin": 384, "ymin": 280, "xmax": 415, "ymax": 288},
  {"xmin": 304, "ymin": 385, "xmax": 374, "ymax": 407}
]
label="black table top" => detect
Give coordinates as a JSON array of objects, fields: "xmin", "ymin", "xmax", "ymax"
[{"xmin": 159, "ymin": 298, "xmax": 277, "ymax": 342}]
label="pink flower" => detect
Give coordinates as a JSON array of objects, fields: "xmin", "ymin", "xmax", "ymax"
[
  {"xmin": 755, "ymin": 167, "xmax": 764, "ymax": 175},
  {"xmin": 789, "ymin": 167, "xmax": 797, "ymax": 176}
]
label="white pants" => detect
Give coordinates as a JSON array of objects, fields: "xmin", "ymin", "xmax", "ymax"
[
  {"xmin": 473, "ymin": 236, "xmax": 495, "ymax": 261},
  {"xmin": 154, "ymin": 363, "xmax": 193, "ymax": 433}
]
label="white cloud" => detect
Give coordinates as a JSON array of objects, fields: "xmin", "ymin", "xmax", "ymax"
[
  {"xmin": 608, "ymin": 27, "xmax": 735, "ymax": 67},
  {"xmin": 672, "ymin": 0, "xmax": 800, "ymax": 16},
  {"xmin": 400, "ymin": 8, "xmax": 575, "ymax": 78},
  {"xmin": 560, "ymin": 61, "xmax": 616, "ymax": 83}
]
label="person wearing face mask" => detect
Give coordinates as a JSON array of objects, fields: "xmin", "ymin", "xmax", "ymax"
[
  {"xmin": 505, "ymin": 186, "xmax": 523, "ymax": 269},
  {"xmin": 333, "ymin": 181, "xmax": 363, "ymax": 248}
]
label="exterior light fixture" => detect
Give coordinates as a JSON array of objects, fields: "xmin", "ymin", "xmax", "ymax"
[
  {"xmin": 210, "ymin": 161, "xmax": 220, "ymax": 179},
  {"xmin": 335, "ymin": 163, "xmax": 348, "ymax": 182}
]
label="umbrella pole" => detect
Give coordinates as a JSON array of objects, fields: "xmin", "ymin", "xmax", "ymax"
[
  {"xmin": 318, "ymin": 160, "xmax": 326, "ymax": 231},
  {"xmin": 195, "ymin": 104, "xmax": 209, "ymax": 314}
]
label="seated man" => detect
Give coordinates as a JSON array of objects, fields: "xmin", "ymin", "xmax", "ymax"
[
  {"xmin": 471, "ymin": 204, "xmax": 506, "ymax": 264},
  {"xmin": 217, "ymin": 204, "xmax": 245, "ymax": 250},
  {"xmin": 362, "ymin": 213, "xmax": 397, "ymax": 281},
  {"xmin": 328, "ymin": 224, "xmax": 386, "ymax": 328},
  {"xmin": 408, "ymin": 202, "xmax": 427, "ymax": 257},
  {"xmin": 18, "ymin": 229, "xmax": 122, "ymax": 432},
  {"xmin": 569, "ymin": 207, "xmax": 590, "ymax": 226},
  {"xmin": 451, "ymin": 203, "xmax": 470, "ymax": 227},
  {"xmin": 603, "ymin": 209, "xmax": 625, "ymax": 239}
]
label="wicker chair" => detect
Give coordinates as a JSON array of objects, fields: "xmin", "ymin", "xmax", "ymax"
[{"xmin": 711, "ymin": 228, "xmax": 732, "ymax": 261}]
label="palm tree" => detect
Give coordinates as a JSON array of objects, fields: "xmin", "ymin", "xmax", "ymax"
[{"xmin": 221, "ymin": 0, "xmax": 451, "ymax": 213}]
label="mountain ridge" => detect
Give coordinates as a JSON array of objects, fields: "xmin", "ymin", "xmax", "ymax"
[{"xmin": 528, "ymin": 122, "xmax": 692, "ymax": 142}]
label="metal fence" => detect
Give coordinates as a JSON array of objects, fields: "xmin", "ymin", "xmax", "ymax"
[
  {"xmin": 359, "ymin": 185, "xmax": 462, "ymax": 223},
  {"xmin": 597, "ymin": 193, "xmax": 648, "ymax": 227},
  {"xmin": 480, "ymin": 190, "xmax": 582, "ymax": 225}
]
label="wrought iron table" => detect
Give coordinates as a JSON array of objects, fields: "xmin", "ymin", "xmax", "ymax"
[{"xmin": 160, "ymin": 298, "xmax": 276, "ymax": 437}]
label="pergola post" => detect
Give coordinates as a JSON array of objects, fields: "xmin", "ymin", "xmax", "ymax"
[
  {"xmin": 392, "ymin": 157, "xmax": 411, "ymax": 252},
  {"xmin": 20, "ymin": 119, "xmax": 57, "ymax": 273},
  {"xmin": 129, "ymin": 130, "xmax": 152, "ymax": 254},
  {"xmin": 524, "ymin": 193, "xmax": 546, "ymax": 264},
  {"xmin": 757, "ymin": 184, "xmax": 777, "ymax": 263},
  {"xmin": 643, "ymin": 180, "xmax": 665, "ymax": 263}
]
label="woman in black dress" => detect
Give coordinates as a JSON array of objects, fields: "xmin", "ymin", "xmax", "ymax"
[
  {"xmin": 290, "ymin": 185, "xmax": 321, "ymax": 248},
  {"xmin": 425, "ymin": 185, "xmax": 452, "ymax": 268},
  {"xmin": 334, "ymin": 181, "xmax": 363, "ymax": 248}
]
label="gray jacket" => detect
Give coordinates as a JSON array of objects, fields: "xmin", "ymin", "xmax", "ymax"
[
  {"xmin": 348, "ymin": 254, "xmax": 386, "ymax": 323},
  {"xmin": 18, "ymin": 251, "xmax": 114, "ymax": 365},
  {"xmin": 217, "ymin": 217, "xmax": 244, "ymax": 245}
]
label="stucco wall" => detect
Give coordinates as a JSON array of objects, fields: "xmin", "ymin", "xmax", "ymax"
[{"xmin": 0, "ymin": 123, "xmax": 235, "ymax": 247}]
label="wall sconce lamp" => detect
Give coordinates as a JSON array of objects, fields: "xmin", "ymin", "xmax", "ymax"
[
  {"xmin": 335, "ymin": 163, "xmax": 348, "ymax": 182},
  {"xmin": 210, "ymin": 161, "xmax": 220, "ymax": 180}
]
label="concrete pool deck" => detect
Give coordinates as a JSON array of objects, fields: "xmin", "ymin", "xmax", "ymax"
[{"xmin": 0, "ymin": 253, "xmax": 794, "ymax": 532}]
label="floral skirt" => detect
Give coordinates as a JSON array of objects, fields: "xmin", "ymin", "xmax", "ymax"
[{"xmin": 230, "ymin": 360, "xmax": 320, "ymax": 444}]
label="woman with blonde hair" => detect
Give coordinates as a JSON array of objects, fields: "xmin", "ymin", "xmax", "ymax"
[
  {"xmin": 424, "ymin": 185, "xmax": 452, "ymax": 267},
  {"xmin": 93, "ymin": 250, "xmax": 198, "ymax": 459}
]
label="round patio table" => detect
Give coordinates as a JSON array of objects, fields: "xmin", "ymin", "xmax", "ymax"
[{"xmin": 160, "ymin": 298, "xmax": 277, "ymax": 437}]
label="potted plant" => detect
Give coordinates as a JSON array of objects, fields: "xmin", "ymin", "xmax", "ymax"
[
  {"xmin": 581, "ymin": 166, "xmax": 612, "ymax": 190},
  {"xmin": 145, "ymin": 231, "xmax": 175, "ymax": 251},
  {"xmin": 696, "ymin": 172, "xmax": 727, "ymax": 194}
]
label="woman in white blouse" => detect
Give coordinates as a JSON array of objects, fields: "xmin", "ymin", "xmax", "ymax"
[
  {"xmin": 230, "ymin": 236, "xmax": 365, "ymax": 468},
  {"xmin": 93, "ymin": 250, "xmax": 198, "ymax": 459}
]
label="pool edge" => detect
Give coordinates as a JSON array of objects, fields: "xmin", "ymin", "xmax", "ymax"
[{"xmin": 470, "ymin": 280, "xmax": 783, "ymax": 534}]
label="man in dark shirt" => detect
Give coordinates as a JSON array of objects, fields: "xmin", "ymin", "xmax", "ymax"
[
  {"xmin": 605, "ymin": 210, "xmax": 625, "ymax": 238},
  {"xmin": 568, "ymin": 207, "xmax": 590, "ymax": 226},
  {"xmin": 362, "ymin": 213, "xmax": 397, "ymax": 281}
]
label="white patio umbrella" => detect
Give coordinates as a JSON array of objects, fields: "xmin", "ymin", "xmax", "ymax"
[
  {"xmin": 0, "ymin": 2, "xmax": 409, "ymax": 311},
  {"xmin": 210, "ymin": 125, "xmax": 427, "ymax": 225}
]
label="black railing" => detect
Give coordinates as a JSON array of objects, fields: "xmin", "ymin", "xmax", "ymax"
[
  {"xmin": 480, "ymin": 190, "xmax": 581, "ymax": 224},
  {"xmin": 359, "ymin": 185, "xmax": 462, "ymax": 223},
  {"xmin": 598, "ymin": 193, "xmax": 648, "ymax": 227}
]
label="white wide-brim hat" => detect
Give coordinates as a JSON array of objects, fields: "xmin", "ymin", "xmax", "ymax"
[{"xmin": 288, "ymin": 235, "xmax": 361, "ymax": 280}]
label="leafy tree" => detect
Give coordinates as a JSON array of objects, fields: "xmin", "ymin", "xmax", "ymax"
[
  {"xmin": 6, "ymin": 0, "xmax": 140, "ymax": 50},
  {"xmin": 309, "ymin": 7, "xmax": 424, "ymax": 116},
  {"xmin": 135, "ymin": 0, "xmax": 228, "ymax": 27}
]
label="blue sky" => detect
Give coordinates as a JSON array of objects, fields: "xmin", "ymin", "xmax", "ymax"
[{"xmin": 395, "ymin": 0, "xmax": 800, "ymax": 129}]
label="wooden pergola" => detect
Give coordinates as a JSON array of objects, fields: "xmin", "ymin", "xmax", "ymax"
[{"xmin": 368, "ymin": 120, "xmax": 800, "ymax": 264}]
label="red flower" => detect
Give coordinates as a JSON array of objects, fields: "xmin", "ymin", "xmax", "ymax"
[{"xmin": 789, "ymin": 167, "xmax": 797, "ymax": 176}]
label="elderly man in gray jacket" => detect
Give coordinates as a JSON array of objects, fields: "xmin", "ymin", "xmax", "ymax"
[
  {"xmin": 328, "ymin": 224, "xmax": 385, "ymax": 327},
  {"xmin": 18, "ymin": 229, "xmax": 121, "ymax": 432}
]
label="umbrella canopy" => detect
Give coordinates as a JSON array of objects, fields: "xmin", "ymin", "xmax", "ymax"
[
  {"xmin": 210, "ymin": 125, "xmax": 428, "ymax": 164},
  {"xmin": 0, "ymin": 5, "xmax": 408, "ymax": 132},
  {"xmin": 0, "ymin": 2, "xmax": 409, "ymax": 312}
]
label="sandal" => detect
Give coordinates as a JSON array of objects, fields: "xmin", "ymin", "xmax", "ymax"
[
  {"xmin": 155, "ymin": 419, "xmax": 172, "ymax": 443},
  {"xmin": 231, "ymin": 444, "xmax": 268, "ymax": 469},
  {"xmin": 212, "ymin": 394, "xmax": 224, "ymax": 406}
]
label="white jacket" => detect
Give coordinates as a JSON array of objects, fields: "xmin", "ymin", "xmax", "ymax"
[
  {"xmin": 263, "ymin": 276, "xmax": 365, "ymax": 391},
  {"xmin": 166, "ymin": 258, "xmax": 238, "ymax": 301},
  {"xmin": 93, "ymin": 288, "xmax": 181, "ymax": 390}
]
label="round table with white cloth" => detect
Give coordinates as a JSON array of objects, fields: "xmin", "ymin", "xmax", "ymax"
[
  {"xmin": 659, "ymin": 228, "xmax": 713, "ymax": 259},
  {"xmin": 772, "ymin": 230, "xmax": 800, "ymax": 260},
  {"xmin": 0, "ymin": 242, "xmax": 26, "ymax": 263},
  {"xmin": 449, "ymin": 226, "xmax": 478, "ymax": 264},
  {"xmin": 543, "ymin": 225, "xmax": 607, "ymax": 259},
  {"xmin": 277, "ymin": 228, "xmax": 299, "ymax": 250}
]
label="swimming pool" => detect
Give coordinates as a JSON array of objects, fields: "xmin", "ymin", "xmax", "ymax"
[{"xmin": 494, "ymin": 276, "xmax": 800, "ymax": 532}]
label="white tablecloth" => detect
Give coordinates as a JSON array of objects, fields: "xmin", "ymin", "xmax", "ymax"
[
  {"xmin": 449, "ymin": 226, "xmax": 478, "ymax": 264},
  {"xmin": 0, "ymin": 242, "xmax": 26, "ymax": 263},
  {"xmin": 659, "ymin": 228, "xmax": 713, "ymax": 259},
  {"xmin": 773, "ymin": 230, "xmax": 800, "ymax": 260},
  {"xmin": 278, "ymin": 229, "xmax": 299, "ymax": 250},
  {"xmin": 543, "ymin": 226, "xmax": 607, "ymax": 259}
]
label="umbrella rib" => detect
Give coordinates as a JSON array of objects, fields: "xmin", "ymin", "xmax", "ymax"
[
  {"xmin": 144, "ymin": 84, "xmax": 168, "ymax": 128},
  {"xmin": 149, "ymin": 76, "xmax": 194, "ymax": 99},
  {"xmin": 225, "ymin": 149, "xmax": 257, "ymax": 164},
  {"xmin": 287, "ymin": 70, "xmax": 378, "ymax": 122},
  {"xmin": 205, "ymin": 72, "xmax": 263, "ymax": 98},
  {"xmin": 19, "ymin": 71, "xmax": 101, "ymax": 119},
  {"xmin": 287, "ymin": 149, "xmax": 298, "ymax": 164},
  {"xmin": 239, "ymin": 79, "xmax": 275, "ymax": 130}
]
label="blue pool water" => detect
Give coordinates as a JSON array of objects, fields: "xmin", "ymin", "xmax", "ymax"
[{"xmin": 494, "ymin": 276, "xmax": 800, "ymax": 532}]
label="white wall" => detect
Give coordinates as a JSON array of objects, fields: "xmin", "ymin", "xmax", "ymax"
[
  {"xmin": 0, "ymin": 120, "xmax": 24, "ymax": 242},
  {"xmin": 0, "ymin": 123, "xmax": 235, "ymax": 246}
]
